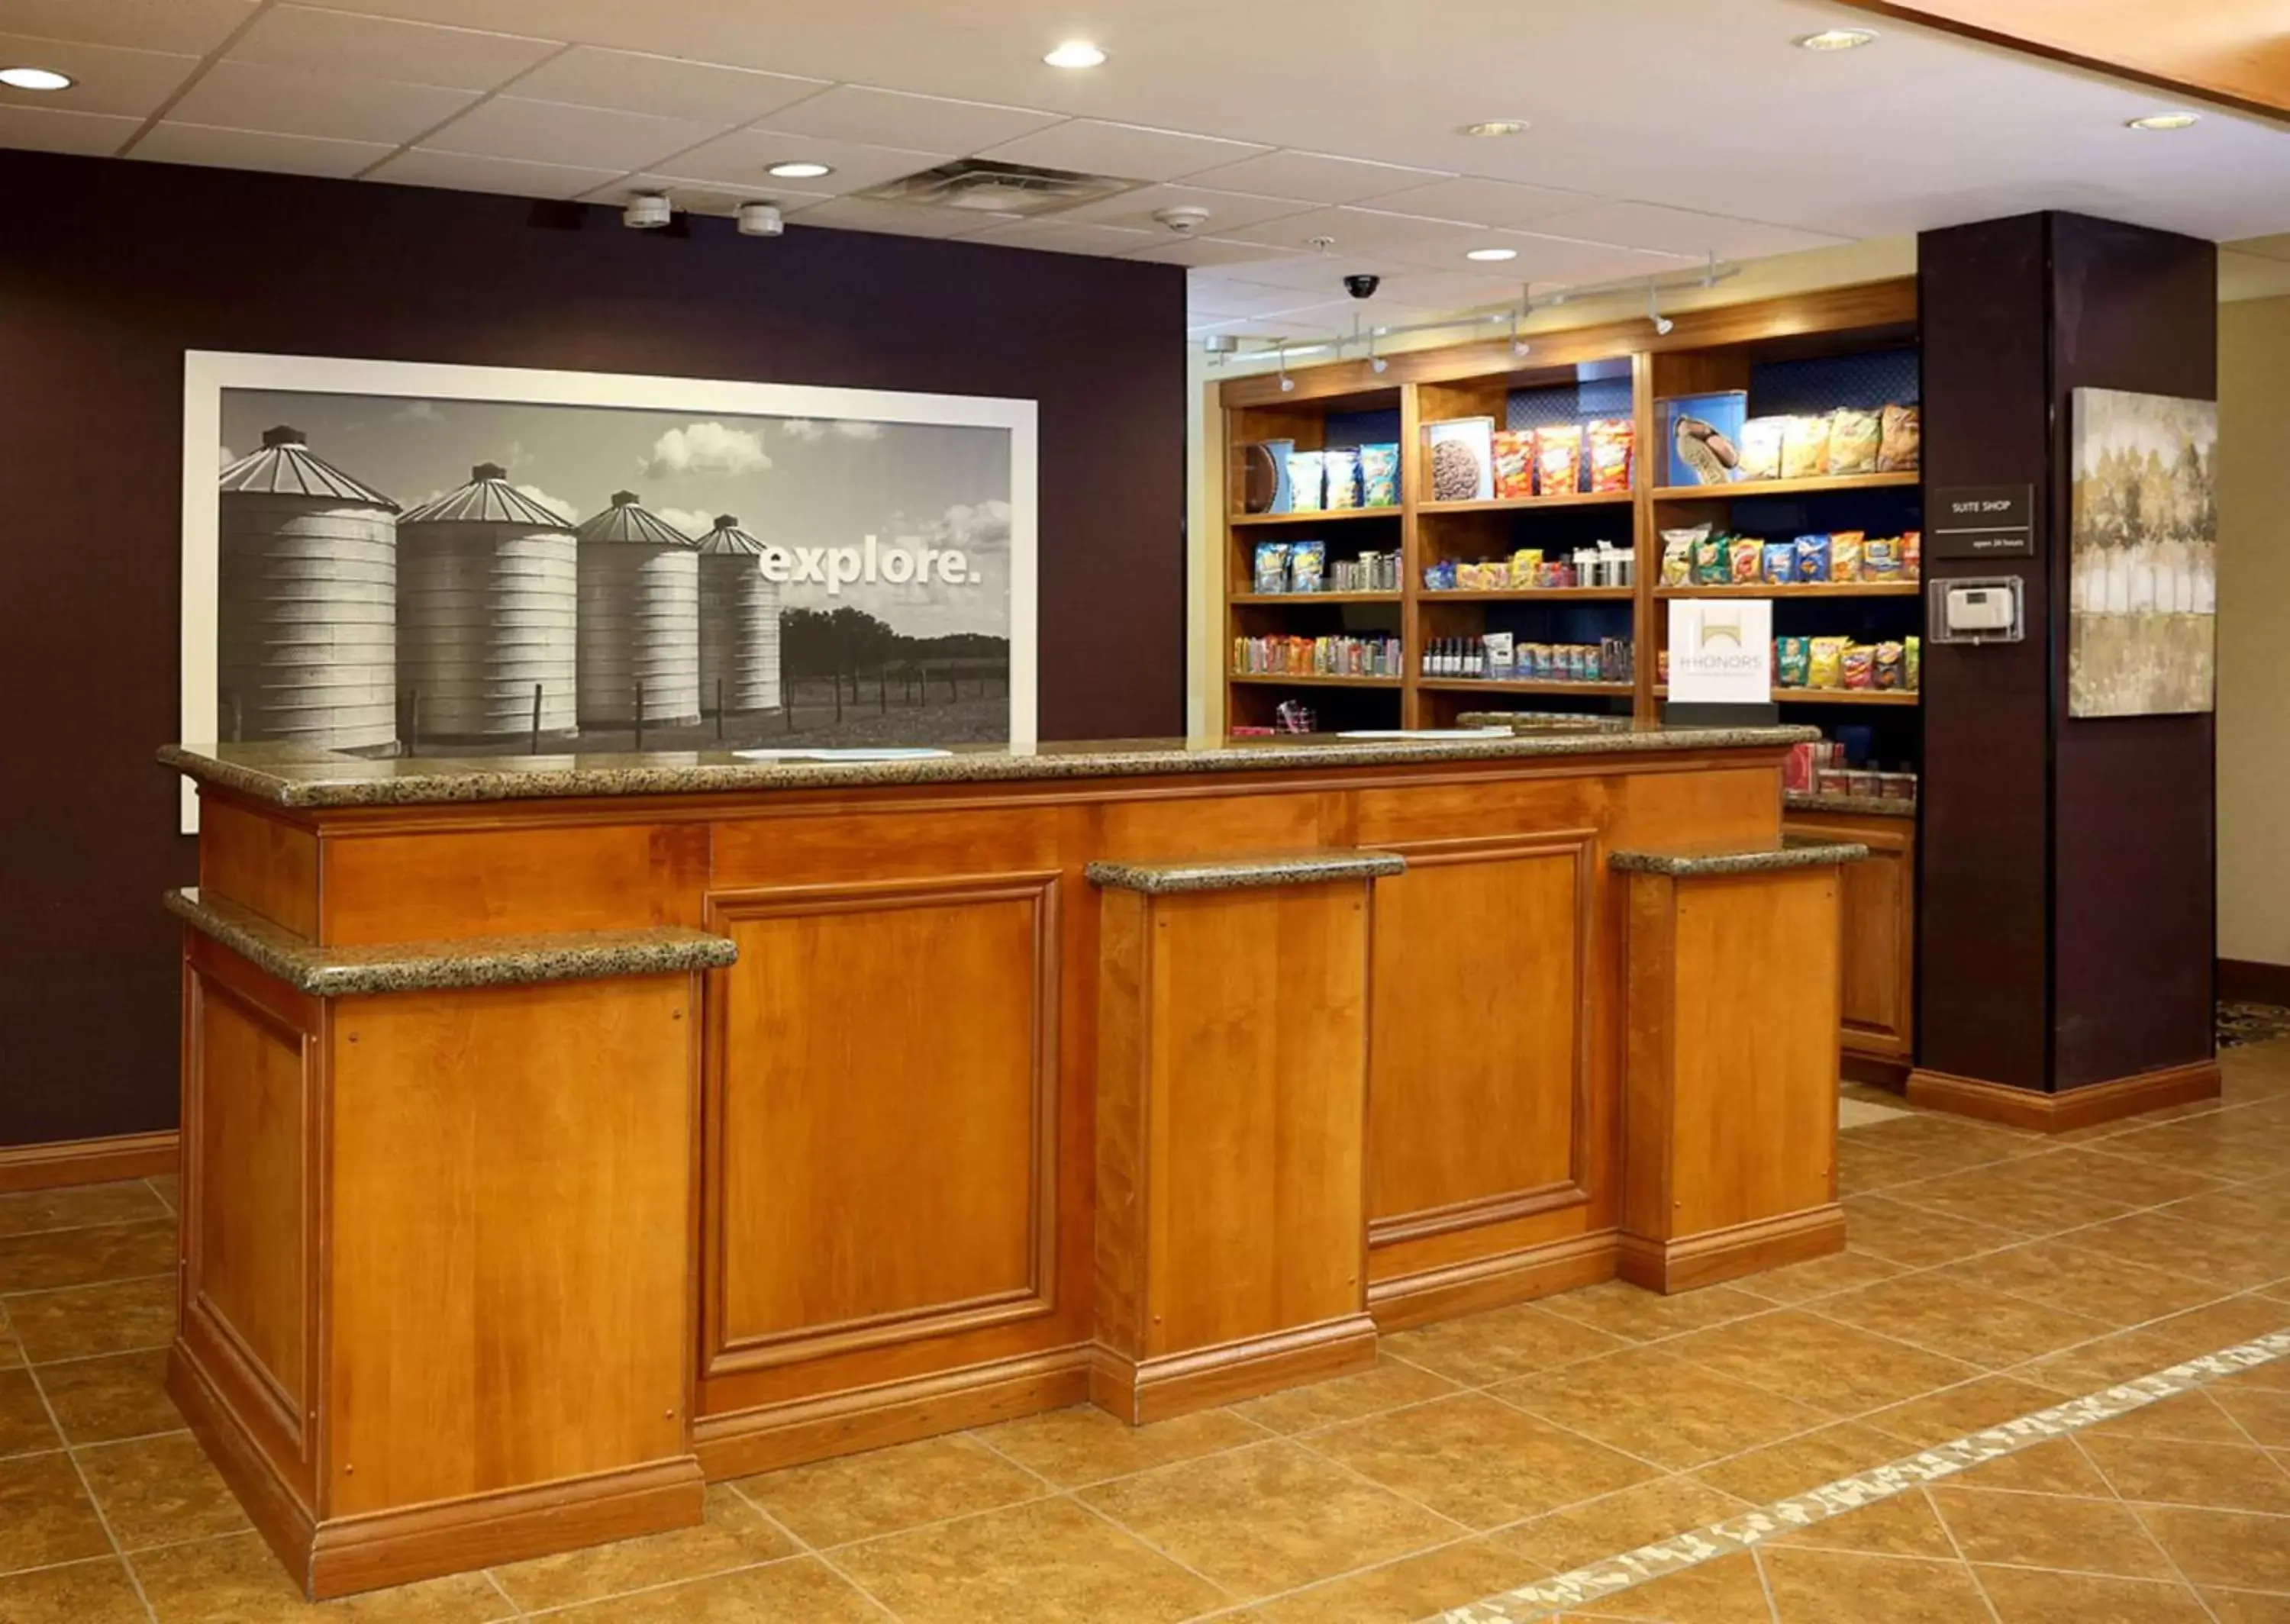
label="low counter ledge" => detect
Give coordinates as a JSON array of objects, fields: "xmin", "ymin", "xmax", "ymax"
[
  {"xmin": 1086, "ymin": 849, "xmax": 1406, "ymax": 894},
  {"xmin": 1609, "ymin": 839, "xmax": 1869, "ymax": 878},
  {"xmin": 1784, "ymin": 791, "xmax": 1917, "ymax": 820},
  {"xmin": 165, "ymin": 887, "xmax": 739, "ymax": 997}
]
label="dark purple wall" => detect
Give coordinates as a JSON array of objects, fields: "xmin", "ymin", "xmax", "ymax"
[
  {"xmin": 0, "ymin": 149, "xmax": 1187, "ymax": 1148},
  {"xmin": 1917, "ymin": 211, "xmax": 2216, "ymax": 1094}
]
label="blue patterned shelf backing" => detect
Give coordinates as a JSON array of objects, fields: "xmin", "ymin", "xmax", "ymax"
[
  {"xmin": 1750, "ymin": 347, "xmax": 1921, "ymax": 416},
  {"xmin": 1505, "ymin": 375, "xmax": 1634, "ymax": 432},
  {"xmin": 1321, "ymin": 407, "xmax": 1403, "ymax": 450}
]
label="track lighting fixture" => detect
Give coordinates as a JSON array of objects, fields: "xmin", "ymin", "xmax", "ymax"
[{"xmin": 1648, "ymin": 285, "xmax": 1673, "ymax": 337}]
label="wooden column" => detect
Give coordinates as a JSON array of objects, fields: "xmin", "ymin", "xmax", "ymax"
[
  {"xmin": 1618, "ymin": 846, "xmax": 1859, "ymax": 1292},
  {"xmin": 1088, "ymin": 853, "xmax": 1394, "ymax": 1423}
]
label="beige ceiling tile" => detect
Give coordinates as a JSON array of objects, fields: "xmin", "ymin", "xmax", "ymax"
[
  {"xmin": 226, "ymin": 5, "xmax": 557, "ymax": 93},
  {"xmin": 660, "ymin": 127, "xmax": 948, "ymax": 195},
  {"xmin": 1211, "ymin": 250, "xmax": 1419, "ymax": 294},
  {"xmin": 1376, "ymin": 225, "xmax": 1688, "ymax": 278},
  {"xmin": 1045, "ymin": 182, "xmax": 1314, "ymax": 236},
  {"xmin": 1220, "ymin": 204, "xmax": 1477, "ymax": 255},
  {"xmin": 1180, "ymin": 149, "xmax": 1453, "ymax": 205},
  {"xmin": 132, "ymin": 121, "xmax": 395, "ymax": 177},
  {"xmin": 169, "ymin": 58, "xmax": 479, "ymax": 143},
  {"xmin": 1528, "ymin": 201, "xmax": 1850, "ymax": 261},
  {"xmin": 974, "ymin": 119, "xmax": 1269, "ymax": 184},
  {"xmin": 766, "ymin": 84, "xmax": 1062, "ymax": 152},
  {"xmin": 788, "ymin": 195, "xmax": 1019, "ymax": 239},
  {"xmin": 0, "ymin": 99, "xmax": 134, "ymax": 154},
  {"xmin": 1183, "ymin": 276, "xmax": 1333, "ymax": 319},
  {"xmin": 1125, "ymin": 235, "xmax": 1318, "ymax": 271},
  {"xmin": 0, "ymin": 0, "xmax": 256, "ymax": 54},
  {"xmin": 424, "ymin": 95, "xmax": 725, "ymax": 171},
  {"xmin": 1363, "ymin": 175, "xmax": 1595, "ymax": 228},
  {"xmin": 0, "ymin": 32, "xmax": 198, "ymax": 118},
  {"xmin": 585, "ymin": 173, "xmax": 834, "ymax": 217},
  {"xmin": 505, "ymin": 44, "xmax": 826, "ymax": 125},
  {"xmin": 366, "ymin": 147, "xmax": 624, "ymax": 198},
  {"xmin": 962, "ymin": 218, "xmax": 1160, "ymax": 257}
]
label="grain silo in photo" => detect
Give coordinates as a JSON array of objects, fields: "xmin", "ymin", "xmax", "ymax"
[
  {"xmin": 395, "ymin": 462, "xmax": 579, "ymax": 746},
  {"xmin": 217, "ymin": 426, "xmax": 399, "ymax": 752},
  {"xmin": 695, "ymin": 514, "xmax": 784, "ymax": 717},
  {"xmin": 576, "ymin": 491, "xmax": 701, "ymax": 730}
]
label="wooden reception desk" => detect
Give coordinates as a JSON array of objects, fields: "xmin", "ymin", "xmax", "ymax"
[{"xmin": 161, "ymin": 727, "xmax": 1859, "ymax": 1597}]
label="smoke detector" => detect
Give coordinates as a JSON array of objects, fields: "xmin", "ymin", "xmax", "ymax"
[
  {"xmin": 623, "ymin": 193, "xmax": 672, "ymax": 230},
  {"xmin": 737, "ymin": 201, "xmax": 784, "ymax": 237},
  {"xmin": 1154, "ymin": 205, "xmax": 1212, "ymax": 234}
]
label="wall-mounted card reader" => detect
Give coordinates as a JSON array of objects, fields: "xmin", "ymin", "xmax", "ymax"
[{"xmin": 1927, "ymin": 576, "xmax": 2024, "ymax": 644}]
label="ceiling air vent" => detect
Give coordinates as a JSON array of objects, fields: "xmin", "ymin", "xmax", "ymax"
[{"xmin": 855, "ymin": 159, "xmax": 1140, "ymax": 216}]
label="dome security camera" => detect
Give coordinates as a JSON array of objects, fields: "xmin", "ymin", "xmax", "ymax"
[
  {"xmin": 1344, "ymin": 273, "xmax": 1381, "ymax": 300},
  {"xmin": 737, "ymin": 201, "xmax": 784, "ymax": 237},
  {"xmin": 623, "ymin": 192, "xmax": 672, "ymax": 230}
]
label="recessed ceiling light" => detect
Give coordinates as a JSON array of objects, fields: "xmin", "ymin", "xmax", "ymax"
[
  {"xmin": 0, "ymin": 65, "xmax": 74, "ymax": 92},
  {"xmin": 1460, "ymin": 119, "xmax": 1528, "ymax": 137},
  {"xmin": 1043, "ymin": 40, "xmax": 1106, "ymax": 68},
  {"xmin": 2127, "ymin": 111, "xmax": 2200, "ymax": 130},
  {"xmin": 766, "ymin": 161, "xmax": 833, "ymax": 179},
  {"xmin": 1797, "ymin": 27, "xmax": 1876, "ymax": 50},
  {"xmin": 1466, "ymin": 246, "xmax": 1518, "ymax": 263}
]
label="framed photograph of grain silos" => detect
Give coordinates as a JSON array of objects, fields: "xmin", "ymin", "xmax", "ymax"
[{"xmin": 179, "ymin": 351, "xmax": 1037, "ymax": 829}]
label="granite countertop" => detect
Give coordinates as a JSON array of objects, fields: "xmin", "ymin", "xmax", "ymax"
[
  {"xmin": 1784, "ymin": 791, "xmax": 1918, "ymax": 820},
  {"xmin": 1453, "ymin": 711, "xmax": 1637, "ymax": 734},
  {"xmin": 166, "ymin": 888, "xmax": 738, "ymax": 996},
  {"xmin": 160, "ymin": 726, "xmax": 1821, "ymax": 810},
  {"xmin": 1087, "ymin": 849, "xmax": 1406, "ymax": 894},
  {"xmin": 1610, "ymin": 839, "xmax": 1870, "ymax": 878}
]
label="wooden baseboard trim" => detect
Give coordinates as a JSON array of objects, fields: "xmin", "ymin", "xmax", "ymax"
[
  {"xmin": 1089, "ymin": 1315, "xmax": 1378, "ymax": 1426},
  {"xmin": 692, "ymin": 1346, "xmax": 1090, "ymax": 1481},
  {"xmin": 2219, "ymin": 958, "xmax": 2290, "ymax": 1007},
  {"xmin": 1618, "ymin": 1204, "xmax": 1846, "ymax": 1295},
  {"xmin": 0, "ymin": 1129, "xmax": 177, "ymax": 1193},
  {"xmin": 1366, "ymin": 1230, "xmax": 1618, "ymax": 1332},
  {"xmin": 1842, "ymin": 1051, "xmax": 1910, "ymax": 1091},
  {"xmin": 169, "ymin": 1339, "xmax": 317, "ymax": 1596},
  {"xmin": 309, "ymin": 1458, "xmax": 702, "ymax": 1601},
  {"xmin": 1906, "ymin": 1059, "xmax": 2222, "ymax": 1134}
]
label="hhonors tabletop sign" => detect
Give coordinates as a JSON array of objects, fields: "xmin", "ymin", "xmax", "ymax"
[{"xmin": 180, "ymin": 352, "xmax": 1036, "ymax": 827}]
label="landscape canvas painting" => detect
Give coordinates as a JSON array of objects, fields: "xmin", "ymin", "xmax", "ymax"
[{"xmin": 2069, "ymin": 387, "xmax": 2217, "ymax": 718}]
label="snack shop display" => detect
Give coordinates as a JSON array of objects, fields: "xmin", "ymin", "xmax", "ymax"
[
  {"xmin": 1772, "ymin": 634, "xmax": 1921, "ymax": 693},
  {"xmin": 1423, "ymin": 543, "xmax": 1634, "ymax": 591},
  {"xmin": 1536, "ymin": 424, "xmax": 1584, "ymax": 496},
  {"xmin": 1324, "ymin": 447, "xmax": 1363, "ymax": 511},
  {"xmin": 1327, "ymin": 549, "xmax": 1400, "ymax": 593},
  {"xmin": 1285, "ymin": 449, "xmax": 1325, "ymax": 512},
  {"xmin": 1423, "ymin": 635, "xmax": 1634, "ymax": 683},
  {"xmin": 1359, "ymin": 443, "xmax": 1401, "ymax": 508},
  {"xmin": 1427, "ymin": 417, "xmax": 1495, "ymax": 502},
  {"xmin": 1493, "ymin": 430, "xmax": 1536, "ymax": 501},
  {"xmin": 1252, "ymin": 542, "xmax": 1400, "ymax": 594},
  {"xmin": 1684, "ymin": 401, "xmax": 1921, "ymax": 486},
  {"xmin": 1878, "ymin": 404, "xmax": 1921, "ymax": 472},
  {"xmin": 1234, "ymin": 633, "xmax": 1402, "ymax": 678},
  {"xmin": 1587, "ymin": 418, "xmax": 1635, "ymax": 493}
]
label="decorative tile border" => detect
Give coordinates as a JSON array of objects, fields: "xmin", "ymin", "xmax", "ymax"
[{"xmin": 1430, "ymin": 1327, "xmax": 2290, "ymax": 1623}]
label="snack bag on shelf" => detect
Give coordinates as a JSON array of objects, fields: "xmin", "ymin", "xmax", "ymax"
[
  {"xmin": 1286, "ymin": 450, "xmax": 1326, "ymax": 511},
  {"xmin": 1829, "ymin": 408, "xmax": 1880, "ymax": 476},
  {"xmin": 1324, "ymin": 448, "xmax": 1363, "ymax": 510},
  {"xmin": 1537, "ymin": 424, "xmax": 1584, "ymax": 496},
  {"xmin": 1795, "ymin": 534, "xmax": 1833, "ymax": 582},
  {"xmin": 1510, "ymin": 547, "xmax": 1544, "ymax": 588},
  {"xmin": 1587, "ymin": 418, "xmax": 1635, "ymax": 492},
  {"xmin": 1902, "ymin": 530, "xmax": 1922, "ymax": 581},
  {"xmin": 1253, "ymin": 542, "xmax": 1289, "ymax": 594},
  {"xmin": 1781, "ymin": 414, "xmax": 1831, "ymax": 480},
  {"xmin": 1661, "ymin": 525, "xmax": 1705, "ymax": 586},
  {"xmin": 1905, "ymin": 635, "xmax": 1921, "ymax": 691},
  {"xmin": 1359, "ymin": 443, "xmax": 1401, "ymax": 508},
  {"xmin": 1878, "ymin": 404, "xmax": 1921, "ymax": 472},
  {"xmin": 1289, "ymin": 540, "xmax": 1326, "ymax": 593},
  {"xmin": 1873, "ymin": 640, "xmax": 1905, "ymax": 690},
  {"xmin": 1842, "ymin": 643, "xmax": 1876, "ymax": 689},
  {"xmin": 1830, "ymin": 530, "xmax": 1865, "ymax": 583},
  {"xmin": 1863, "ymin": 536, "xmax": 1904, "ymax": 580},
  {"xmin": 1694, "ymin": 531, "xmax": 1729, "ymax": 585},
  {"xmin": 1424, "ymin": 559, "xmax": 1457, "ymax": 591},
  {"xmin": 1808, "ymin": 636, "xmax": 1848, "ymax": 688},
  {"xmin": 1729, "ymin": 536, "xmax": 1763, "ymax": 585},
  {"xmin": 1738, "ymin": 417, "xmax": 1788, "ymax": 482},
  {"xmin": 1776, "ymin": 636, "xmax": 1811, "ymax": 688},
  {"xmin": 1763, "ymin": 540, "xmax": 1796, "ymax": 585},
  {"xmin": 1656, "ymin": 649, "xmax": 1670, "ymax": 684},
  {"xmin": 1492, "ymin": 430, "xmax": 1537, "ymax": 501}
]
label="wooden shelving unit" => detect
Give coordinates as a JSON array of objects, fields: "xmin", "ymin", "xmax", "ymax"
[
  {"xmin": 1214, "ymin": 276, "xmax": 1923, "ymax": 733},
  {"xmin": 1654, "ymin": 687, "xmax": 1922, "ymax": 707}
]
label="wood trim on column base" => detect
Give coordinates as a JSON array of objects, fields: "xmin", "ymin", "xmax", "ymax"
[
  {"xmin": 1905, "ymin": 1060, "xmax": 2222, "ymax": 1134},
  {"xmin": 0, "ymin": 1129, "xmax": 177, "ymax": 1193},
  {"xmin": 1366, "ymin": 1231, "xmax": 1618, "ymax": 1332},
  {"xmin": 1090, "ymin": 1315, "xmax": 1378, "ymax": 1426},
  {"xmin": 693, "ymin": 1346, "xmax": 1091, "ymax": 1481},
  {"xmin": 1618, "ymin": 1205, "xmax": 1847, "ymax": 1295},
  {"xmin": 169, "ymin": 1339, "xmax": 704, "ymax": 1600}
]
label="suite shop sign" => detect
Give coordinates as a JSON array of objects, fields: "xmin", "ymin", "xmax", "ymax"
[{"xmin": 1930, "ymin": 484, "xmax": 2036, "ymax": 559}]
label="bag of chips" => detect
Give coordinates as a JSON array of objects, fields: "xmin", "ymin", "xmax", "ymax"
[
  {"xmin": 1289, "ymin": 540, "xmax": 1325, "ymax": 592},
  {"xmin": 1829, "ymin": 408, "xmax": 1880, "ymax": 476},
  {"xmin": 1588, "ymin": 418, "xmax": 1635, "ymax": 493},
  {"xmin": 1253, "ymin": 542, "xmax": 1289, "ymax": 594},
  {"xmin": 1830, "ymin": 530, "xmax": 1865, "ymax": 583},
  {"xmin": 1739, "ymin": 417, "xmax": 1787, "ymax": 483},
  {"xmin": 1661, "ymin": 526, "xmax": 1705, "ymax": 587},
  {"xmin": 1730, "ymin": 536, "xmax": 1763, "ymax": 585},
  {"xmin": 1359, "ymin": 443, "xmax": 1401, "ymax": 508},
  {"xmin": 1285, "ymin": 450, "xmax": 1325, "ymax": 511},
  {"xmin": 1905, "ymin": 635, "xmax": 1921, "ymax": 690},
  {"xmin": 1492, "ymin": 430, "xmax": 1536, "ymax": 501},
  {"xmin": 1878, "ymin": 404, "xmax": 1921, "ymax": 472},
  {"xmin": 1537, "ymin": 424, "xmax": 1584, "ymax": 496},
  {"xmin": 1863, "ymin": 536, "xmax": 1904, "ymax": 579},
  {"xmin": 1809, "ymin": 636, "xmax": 1848, "ymax": 688},
  {"xmin": 1795, "ymin": 534, "xmax": 1832, "ymax": 582},
  {"xmin": 1873, "ymin": 640, "xmax": 1905, "ymax": 690},
  {"xmin": 1902, "ymin": 530, "xmax": 1922, "ymax": 580},
  {"xmin": 1776, "ymin": 636, "xmax": 1811, "ymax": 688},
  {"xmin": 1511, "ymin": 548, "xmax": 1543, "ymax": 588},
  {"xmin": 1782, "ymin": 415, "xmax": 1831, "ymax": 480},
  {"xmin": 1324, "ymin": 448, "xmax": 1363, "ymax": 510},
  {"xmin": 1842, "ymin": 643, "xmax": 1876, "ymax": 689},
  {"xmin": 1695, "ymin": 531, "xmax": 1729, "ymax": 585},
  {"xmin": 1763, "ymin": 541, "xmax": 1796, "ymax": 585}
]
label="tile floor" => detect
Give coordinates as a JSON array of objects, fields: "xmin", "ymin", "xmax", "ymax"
[{"xmin": 2, "ymin": 1039, "xmax": 2287, "ymax": 1622}]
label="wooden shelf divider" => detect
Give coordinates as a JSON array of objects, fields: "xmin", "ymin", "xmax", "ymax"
[{"xmin": 1650, "ymin": 472, "xmax": 1921, "ymax": 502}]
